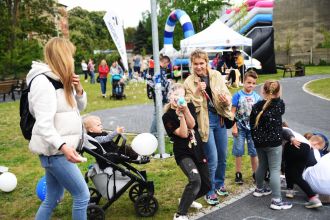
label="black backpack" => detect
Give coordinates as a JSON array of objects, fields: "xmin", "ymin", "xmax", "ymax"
[{"xmin": 20, "ymin": 74, "xmax": 63, "ymax": 140}]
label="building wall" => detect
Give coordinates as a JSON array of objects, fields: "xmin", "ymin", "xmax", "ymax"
[{"xmin": 273, "ymin": 0, "xmax": 330, "ymax": 64}]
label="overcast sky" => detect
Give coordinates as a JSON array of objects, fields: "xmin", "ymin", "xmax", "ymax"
[
  {"xmin": 59, "ymin": 0, "xmax": 151, "ymax": 28},
  {"xmin": 59, "ymin": 0, "xmax": 244, "ymax": 28}
]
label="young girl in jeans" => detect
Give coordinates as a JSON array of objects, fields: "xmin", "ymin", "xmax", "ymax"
[
  {"xmin": 250, "ymin": 80, "xmax": 292, "ymax": 210},
  {"xmin": 162, "ymin": 83, "xmax": 210, "ymax": 220}
]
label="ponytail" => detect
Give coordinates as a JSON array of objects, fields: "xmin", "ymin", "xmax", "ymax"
[
  {"xmin": 254, "ymin": 98, "xmax": 272, "ymax": 128},
  {"xmin": 254, "ymin": 80, "xmax": 281, "ymax": 128}
]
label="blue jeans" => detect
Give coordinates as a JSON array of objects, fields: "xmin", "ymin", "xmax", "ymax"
[
  {"xmin": 255, "ymin": 146, "xmax": 282, "ymax": 199},
  {"xmin": 232, "ymin": 124, "xmax": 257, "ymax": 157},
  {"xmin": 90, "ymin": 71, "xmax": 95, "ymax": 84},
  {"xmin": 100, "ymin": 77, "xmax": 107, "ymax": 95},
  {"xmin": 36, "ymin": 155, "xmax": 90, "ymax": 220},
  {"xmin": 203, "ymin": 111, "xmax": 228, "ymax": 195}
]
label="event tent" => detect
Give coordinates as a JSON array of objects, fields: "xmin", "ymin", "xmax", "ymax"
[{"xmin": 180, "ymin": 19, "xmax": 252, "ymax": 51}]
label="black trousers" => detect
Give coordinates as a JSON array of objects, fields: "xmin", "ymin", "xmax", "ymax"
[
  {"xmin": 284, "ymin": 142, "xmax": 316, "ymax": 198},
  {"xmin": 177, "ymin": 157, "xmax": 210, "ymax": 215}
]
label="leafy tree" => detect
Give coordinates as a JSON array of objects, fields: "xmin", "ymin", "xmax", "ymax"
[
  {"xmin": 133, "ymin": 21, "xmax": 148, "ymax": 54},
  {"xmin": 0, "ymin": 0, "xmax": 57, "ymax": 78},
  {"xmin": 68, "ymin": 7, "xmax": 117, "ymax": 70}
]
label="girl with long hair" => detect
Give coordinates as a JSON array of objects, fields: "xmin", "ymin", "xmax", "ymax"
[
  {"xmin": 250, "ymin": 80, "xmax": 292, "ymax": 210},
  {"xmin": 26, "ymin": 37, "xmax": 89, "ymax": 219}
]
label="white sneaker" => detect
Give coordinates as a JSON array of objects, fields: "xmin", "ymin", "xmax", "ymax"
[
  {"xmin": 173, "ymin": 213, "xmax": 188, "ymax": 220},
  {"xmin": 191, "ymin": 201, "xmax": 203, "ymax": 209},
  {"xmin": 178, "ymin": 198, "xmax": 203, "ymax": 209}
]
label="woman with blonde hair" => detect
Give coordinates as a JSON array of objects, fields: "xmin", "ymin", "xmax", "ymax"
[
  {"xmin": 26, "ymin": 37, "xmax": 89, "ymax": 219},
  {"xmin": 184, "ymin": 49, "xmax": 233, "ymax": 205}
]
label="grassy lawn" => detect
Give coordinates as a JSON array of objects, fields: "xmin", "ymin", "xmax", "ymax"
[
  {"xmin": 0, "ymin": 66, "xmax": 329, "ymax": 220},
  {"xmin": 305, "ymin": 77, "xmax": 330, "ymax": 99}
]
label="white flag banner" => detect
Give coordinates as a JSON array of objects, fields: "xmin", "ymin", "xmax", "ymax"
[{"xmin": 103, "ymin": 11, "xmax": 128, "ymax": 71}]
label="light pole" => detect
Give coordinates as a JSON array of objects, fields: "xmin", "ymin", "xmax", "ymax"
[{"xmin": 150, "ymin": 0, "xmax": 169, "ymax": 158}]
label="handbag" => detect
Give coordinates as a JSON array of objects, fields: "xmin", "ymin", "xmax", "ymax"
[{"xmin": 96, "ymin": 75, "xmax": 100, "ymax": 83}]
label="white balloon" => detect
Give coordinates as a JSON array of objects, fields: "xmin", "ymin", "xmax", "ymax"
[
  {"xmin": 131, "ymin": 133, "xmax": 158, "ymax": 156},
  {"xmin": 0, "ymin": 172, "xmax": 17, "ymax": 192}
]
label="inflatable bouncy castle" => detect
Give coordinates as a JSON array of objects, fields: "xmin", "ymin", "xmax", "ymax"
[{"xmin": 220, "ymin": 0, "xmax": 276, "ymax": 73}]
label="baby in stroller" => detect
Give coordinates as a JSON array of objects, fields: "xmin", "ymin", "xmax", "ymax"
[
  {"xmin": 110, "ymin": 61, "xmax": 126, "ymax": 99},
  {"xmin": 82, "ymin": 115, "xmax": 158, "ymax": 219},
  {"xmin": 83, "ymin": 115, "xmax": 149, "ymax": 166}
]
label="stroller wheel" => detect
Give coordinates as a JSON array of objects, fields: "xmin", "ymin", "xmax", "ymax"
[
  {"xmin": 87, "ymin": 204, "xmax": 105, "ymax": 220},
  {"xmin": 134, "ymin": 194, "xmax": 159, "ymax": 217},
  {"xmin": 89, "ymin": 187, "xmax": 102, "ymax": 205},
  {"xmin": 129, "ymin": 183, "xmax": 148, "ymax": 202}
]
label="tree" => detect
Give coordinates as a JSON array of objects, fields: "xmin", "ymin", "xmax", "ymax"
[
  {"xmin": 68, "ymin": 7, "xmax": 116, "ymax": 69},
  {"xmin": 133, "ymin": 21, "xmax": 148, "ymax": 54},
  {"xmin": 0, "ymin": 0, "xmax": 57, "ymax": 78}
]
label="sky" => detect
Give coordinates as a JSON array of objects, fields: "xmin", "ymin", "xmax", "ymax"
[
  {"xmin": 59, "ymin": 0, "xmax": 244, "ymax": 28},
  {"xmin": 59, "ymin": 0, "xmax": 151, "ymax": 28}
]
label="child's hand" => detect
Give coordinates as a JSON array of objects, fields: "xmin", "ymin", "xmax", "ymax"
[
  {"xmin": 290, "ymin": 138, "xmax": 301, "ymax": 148},
  {"xmin": 232, "ymin": 125, "xmax": 238, "ymax": 137},
  {"xmin": 116, "ymin": 126, "xmax": 125, "ymax": 134}
]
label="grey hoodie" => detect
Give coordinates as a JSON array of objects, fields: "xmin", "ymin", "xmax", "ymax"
[{"xmin": 26, "ymin": 61, "xmax": 87, "ymax": 156}]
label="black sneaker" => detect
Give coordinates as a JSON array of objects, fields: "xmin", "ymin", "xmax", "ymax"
[{"xmin": 235, "ymin": 172, "xmax": 243, "ymax": 185}]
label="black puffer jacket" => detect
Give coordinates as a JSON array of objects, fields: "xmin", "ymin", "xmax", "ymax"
[{"xmin": 250, "ymin": 98, "xmax": 285, "ymax": 148}]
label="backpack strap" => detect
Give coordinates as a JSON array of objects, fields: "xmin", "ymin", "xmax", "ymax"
[{"xmin": 28, "ymin": 74, "xmax": 63, "ymax": 92}]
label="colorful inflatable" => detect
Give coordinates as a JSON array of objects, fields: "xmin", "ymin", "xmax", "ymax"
[
  {"xmin": 163, "ymin": 9, "xmax": 195, "ymax": 49},
  {"xmin": 219, "ymin": 0, "xmax": 276, "ymax": 73}
]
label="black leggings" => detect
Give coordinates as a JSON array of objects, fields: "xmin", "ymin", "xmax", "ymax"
[
  {"xmin": 284, "ymin": 143, "xmax": 316, "ymax": 198},
  {"xmin": 177, "ymin": 157, "xmax": 210, "ymax": 215}
]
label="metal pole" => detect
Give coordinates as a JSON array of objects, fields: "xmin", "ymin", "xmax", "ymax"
[{"xmin": 150, "ymin": 0, "xmax": 167, "ymax": 158}]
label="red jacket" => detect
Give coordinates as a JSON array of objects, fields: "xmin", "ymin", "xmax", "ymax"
[{"xmin": 98, "ymin": 65, "xmax": 109, "ymax": 78}]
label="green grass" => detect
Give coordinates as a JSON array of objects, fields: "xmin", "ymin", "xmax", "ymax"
[
  {"xmin": 0, "ymin": 66, "xmax": 329, "ymax": 219},
  {"xmin": 305, "ymin": 77, "xmax": 330, "ymax": 99}
]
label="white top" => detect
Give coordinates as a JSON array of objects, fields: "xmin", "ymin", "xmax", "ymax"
[
  {"xmin": 303, "ymin": 152, "xmax": 330, "ymax": 195},
  {"xmin": 27, "ymin": 61, "xmax": 87, "ymax": 156},
  {"xmin": 81, "ymin": 62, "xmax": 88, "ymax": 71}
]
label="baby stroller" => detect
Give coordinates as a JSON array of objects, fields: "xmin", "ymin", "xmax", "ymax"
[
  {"xmin": 111, "ymin": 79, "xmax": 126, "ymax": 100},
  {"xmin": 79, "ymin": 134, "xmax": 158, "ymax": 219}
]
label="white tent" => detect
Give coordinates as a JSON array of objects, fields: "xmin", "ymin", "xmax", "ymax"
[{"xmin": 180, "ymin": 19, "xmax": 252, "ymax": 51}]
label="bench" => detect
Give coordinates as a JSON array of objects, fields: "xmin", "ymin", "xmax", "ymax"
[
  {"xmin": 0, "ymin": 82, "xmax": 15, "ymax": 101},
  {"xmin": 283, "ymin": 65, "xmax": 295, "ymax": 78},
  {"xmin": 283, "ymin": 64, "xmax": 305, "ymax": 78}
]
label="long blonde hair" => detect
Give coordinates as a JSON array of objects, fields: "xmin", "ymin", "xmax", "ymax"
[
  {"xmin": 44, "ymin": 37, "xmax": 76, "ymax": 107},
  {"xmin": 254, "ymin": 80, "xmax": 281, "ymax": 128}
]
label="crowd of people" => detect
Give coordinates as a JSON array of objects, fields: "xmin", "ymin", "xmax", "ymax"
[{"xmin": 25, "ymin": 37, "xmax": 329, "ymax": 220}]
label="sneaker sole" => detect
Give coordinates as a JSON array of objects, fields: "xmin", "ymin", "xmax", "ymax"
[
  {"xmin": 217, "ymin": 192, "xmax": 229, "ymax": 197},
  {"xmin": 253, "ymin": 191, "xmax": 272, "ymax": 197},
  {"xmin": 270, "ymin": 204, "xmax": 292, "ymax": 210},
  {"xmin": 235, "ymin": 181, "xmax": 244, "ymax": 185},
  {"xmin": 305, "ymin": 203, "xmax": 322, "ymax": 209},
  {"xmin": 286, "ymin": 194, "xmax": 294, "ymax": 199}
]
